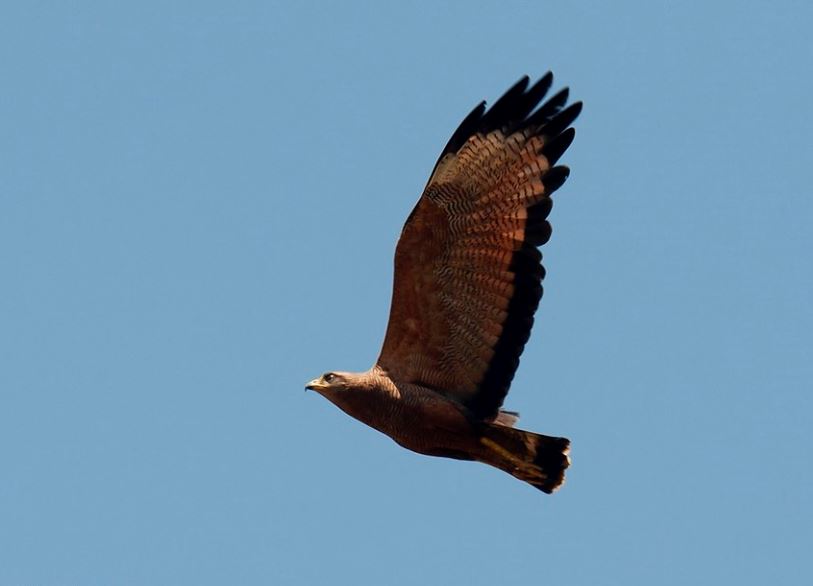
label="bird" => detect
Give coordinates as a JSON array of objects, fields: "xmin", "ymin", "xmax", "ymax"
[{"xmin": 307, "ymin": 74, "xmax": 581, "ymax": 493}]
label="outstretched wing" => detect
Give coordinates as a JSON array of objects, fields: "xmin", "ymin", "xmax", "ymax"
[{"xmin": 376, "ymin": 74, "xmax": 581, "ymax": 420}]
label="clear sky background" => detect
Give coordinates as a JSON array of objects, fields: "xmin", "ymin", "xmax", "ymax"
[{"xmin": 1, "ymin": 1, "xmax": 811, "ymax": 584}]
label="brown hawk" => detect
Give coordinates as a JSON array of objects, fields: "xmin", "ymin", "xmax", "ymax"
[{"xmin": 307, "ymin": 74, "xmax": 581, "ymax": 493}]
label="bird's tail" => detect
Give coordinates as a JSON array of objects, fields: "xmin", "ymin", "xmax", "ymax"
[{"xmin": 479, "ymin": 423, "xmax": 570, "ymax": 494}]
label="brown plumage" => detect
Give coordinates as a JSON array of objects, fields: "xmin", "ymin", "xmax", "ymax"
[{"xmin": 307, "ymin": 74, "xmax": 581, "ymax": 493}]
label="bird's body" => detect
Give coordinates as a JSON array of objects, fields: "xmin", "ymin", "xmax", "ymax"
[
  {"xmin": 308, "ymin": 74, "xmax": 581, "ymax": 493},
  {"xmin": 317, "ymin": 369, "xmax": 478, "ymax": 456},
  {"xmin": 310, "ymin": 368, "xmax": 571, "ymax": 493}
]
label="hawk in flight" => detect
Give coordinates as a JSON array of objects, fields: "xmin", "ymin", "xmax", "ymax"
[{"xmin": 307, "ymin": 74, "xmax": 581, "ymax": 493}]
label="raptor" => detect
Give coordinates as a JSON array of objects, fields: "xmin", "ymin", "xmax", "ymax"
[{"xmin": 308, "ymin": 74, "xmax": 581, "ymax": 493}]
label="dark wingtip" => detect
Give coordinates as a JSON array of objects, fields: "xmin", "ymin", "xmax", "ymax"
[
  {"xmin": 542, "ymin": 166, "xmax": 571, "ymax": 194},
  {"xmin": 527, "ymin": 87, "xmax": 570, "ymax": 127},
  {"xmin": 479, "ymin": 76, "xmax": 531, "ymax": 132},
  {"xmin": 536, "ymin": 71, "xmax": 554, "ymax": 91},
  {"xmin": 433, "ymin": 76, "xmax": 580, "ymax": 177},
  {"xmin": 430, "ymin": 100, "xmax": 487, "ymax": 173},
  {"xmin": 541, "ymin": 102, "xmax": 583, "ymax": 139},
  {"xmin": 522, "ymin": 72, "xmax": 554, "ymax": 111},
  {"xmin": 525, "ymin": 220, "xmax": 553, "ymax": 246},
  {"xmin": 541, "ymin": 127, "xmax": 576, "ymax": 165}
]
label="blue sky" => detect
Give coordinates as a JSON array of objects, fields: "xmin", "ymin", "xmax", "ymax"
[{"xmin": 1, "ymin": 1, "xmax": 811, "ymax": 584}]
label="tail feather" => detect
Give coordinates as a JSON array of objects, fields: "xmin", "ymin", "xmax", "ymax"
[{"xmin": 480, "ymin": 423, "xmax": 570, "ymax": 494}]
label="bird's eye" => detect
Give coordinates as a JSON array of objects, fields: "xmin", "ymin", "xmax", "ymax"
[{"xmin": 323, "ymin": 373, "xmax": 335, "ymax": 383}]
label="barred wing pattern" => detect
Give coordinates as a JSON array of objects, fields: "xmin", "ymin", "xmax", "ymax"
[{"xmin": 376, "ymin": 75, "xmax": 581, "ymax": 420}]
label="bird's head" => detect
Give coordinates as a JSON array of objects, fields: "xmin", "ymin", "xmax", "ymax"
[
  {"xmin": 306, "ymin": 370, "xmax": 385, "ymax": 424},
  {"xmin": 305, "ymin": 371, "xmax": 351, "ymax": 395}
]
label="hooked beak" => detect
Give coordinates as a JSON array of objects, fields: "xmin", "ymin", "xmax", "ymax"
[{"xmin": 305, "ymin": 378, "xmax": 326, "ymax": 392}]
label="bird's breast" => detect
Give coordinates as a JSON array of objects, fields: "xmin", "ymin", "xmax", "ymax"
[{"xmin": 336, "ymin": 383, "xmax": 477, "ymax": 455}]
